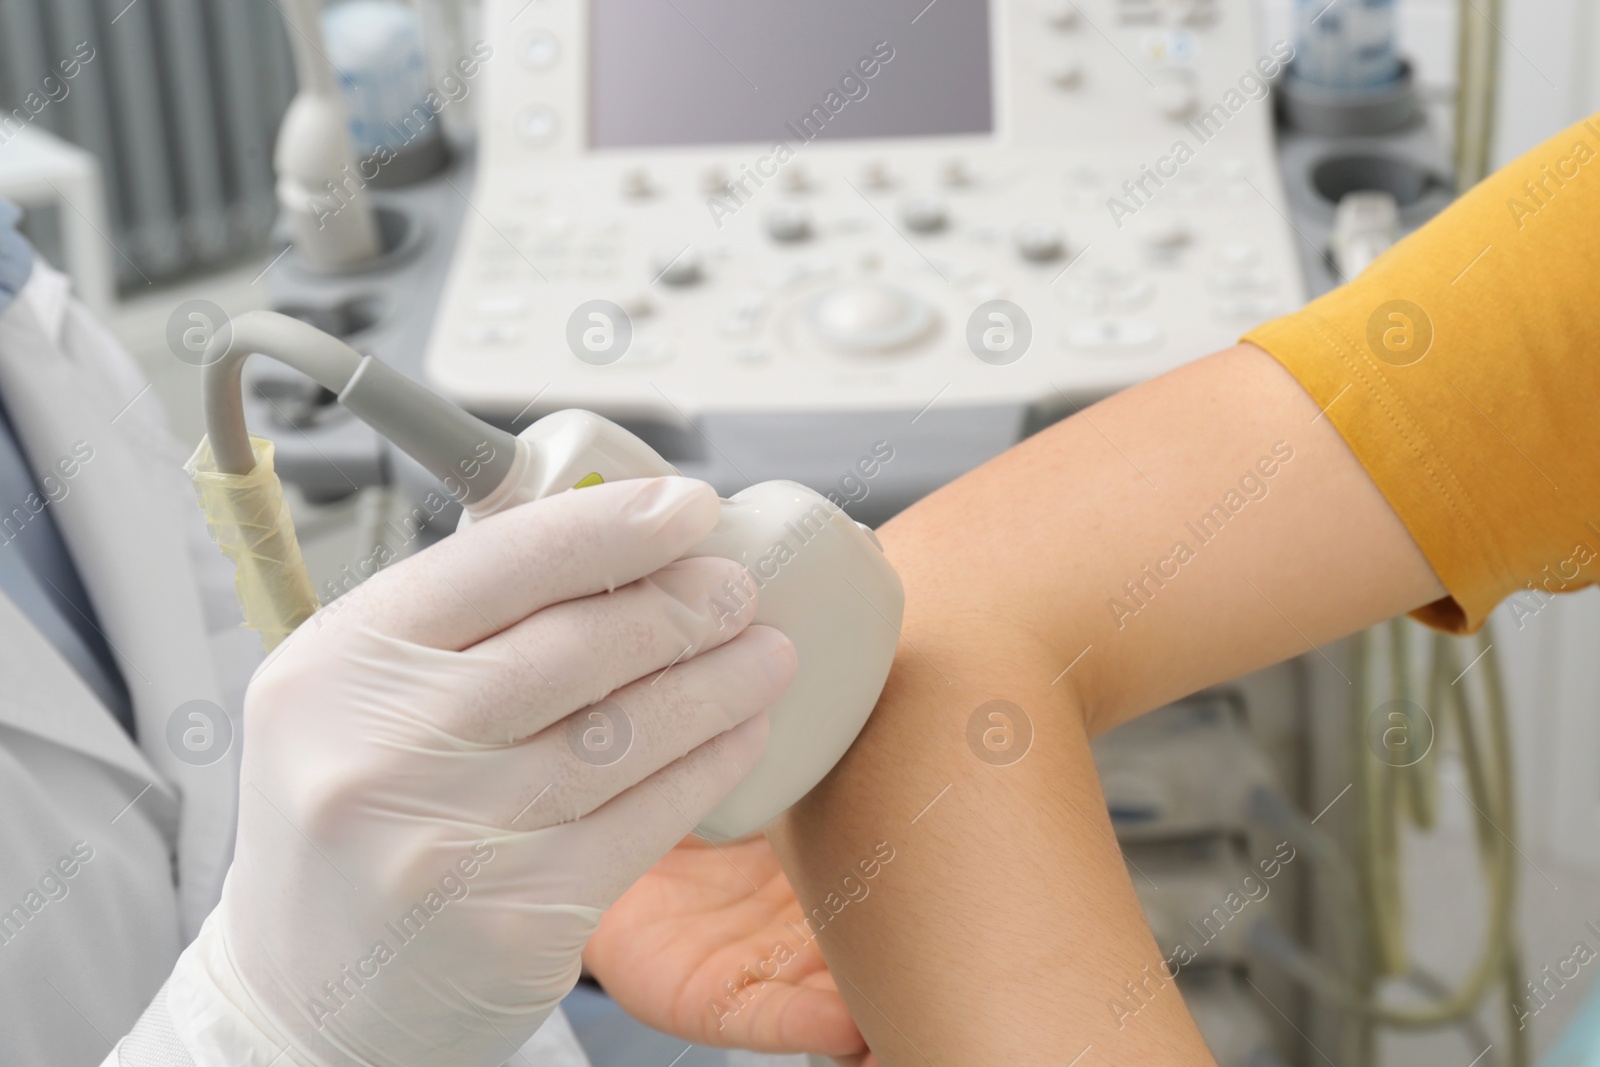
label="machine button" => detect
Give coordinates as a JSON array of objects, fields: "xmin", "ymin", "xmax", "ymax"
[
  {"xmin": 1041, "ymin": 0, "xmax": 1082, "ymax": 28},
  {"xmin": 519, "ymin": 31, "xmax": 560, "ymax": 70},
  {"xmin": 1050, "ymin": 61, "xmax": 1086, "ymax": 89},
  {"xmin": 1066, "ymin": 269, "xmax": 1153, "ymax": 310},
  {"xmin": 806, "ymin": 282, "xmax": 935, "ymax": 353},
  {"xmin": 515, "ymin": 105, "xmax": 559, "ymax": 146},
  {"xmin": 649, "ymin": 244, "xmax": 703, "ymax": 286},
  {"xmin": 1211, "ymin": 269, "xmax": 1273, "ymax": 292},
  {"xmin": 1065, "ymin": 317, "xmax": 1162, "ymax": 351},
  {"xmin": 763, "ymin": 259, "xmax": 833, "ymax": 290},
  {"xmin": 1213, "ymin": 295, "xmax": 1282, "ymax": 319},
  {"xmin": 1218, "ymin": 241, "xmax": 1258, "ymax": 266},
  {"xmin": 535, "ymin": 212, "xmax": 574, "ymax": 239},
  {"xmin": 1116, "ymin": 1, "xmax": 1163, "ymax": 25},
  {"xmin": 861, "ymin": 161, "xmax": 894, "ymax": 190},
  {"xmin": 620, "ymin": 167, "xmax": 654, "ymax": 199},
  {"xmin": 1149, "ymin": 73, "xmax": 1197, "ymax": 120},
  {"xmin": 928, "ymin": 256, "xmax": 981, "ymax": 284},
  {"xmin": 472, "ymin": 295, "xmax": 529, "ymax": 316},
  {"xmin": 1014, "ymin": 222, "xmax": 1066, "ymax": 262},
  {"xmin": 900, "ymin": 195, "xmax": 948, "ymax": 233},
  {"xmin": 700, "ymin": 165, "xmax": 731, "ymax": 195},
  {"xmin": 620, "ymin": 291, "xmax": 655, "ymax": 319},
  {"xmin": 721, "ymin": 292, "xmax": 769, "ymax": 337},
  {"xmin": 464, "ymin": 323, "xmax": 525, "ymax": 346},
  {"xmin": 1141, "ymin": 219, "xmax": 1191, "ymax": 255},
  {"xmin": 766, "ymin": 203, "xmax": 813, "ymax": 242},
  {"xmin": 619, "ymin": 337, "xmax": 673, "ymax": 366},
  {"xmin": 1218, "ymin": 157, "xmax": 1249, "ymax": 180},
  {"xmin": 941, "ymin": 158, "xmax": 974, "ymax": 187},
  {"xmin": 1065, "ymin": 283, "xmax": 1143, "ymax": 310},
  {"xmin": 783, "ymin": 164, "xmax": 814, "ymax": 193}
]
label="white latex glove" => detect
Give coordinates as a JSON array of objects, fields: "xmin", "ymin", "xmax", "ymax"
[{"xmin": 162, "ymin": 477, "xmax": 795, "ymax": 1066}]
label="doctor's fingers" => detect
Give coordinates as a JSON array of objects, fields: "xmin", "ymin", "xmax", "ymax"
[
  {"xmin": 329, "ymin": 478, "xmax": 721, "ymax": 650},
  {"xmin": 492, "ymin": 711, "xmax": 772, "ymax": 908},
  {"xmin": 443, "ymin": 555, "xmax": 761, "ymax": 745},
  {"xmin": 483, "ymin": 626, "xmax": 795, "ymax": 832}
]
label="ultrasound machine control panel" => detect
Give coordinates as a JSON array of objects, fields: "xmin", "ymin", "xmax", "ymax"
[{"xmin": 424, "ymin": 0, "xmax": 1304, "ymax": 499}]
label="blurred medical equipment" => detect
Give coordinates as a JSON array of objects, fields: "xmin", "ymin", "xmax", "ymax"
[
  {"xmin": 1, "ymin": 0, "xmax": 1500, "ymax": 298},
  {"xmin": 1278, "ymin": 0, "xmax": 1414, "ymax": 139},
  {"xmin": 0, "ymin": 125, "xmax": 112, "ymax": 317},
  {"xmin": 275, "ymin": 0, "xmax": 383, "ymax": 270},
  {"xmin": 0, "ymin": 0, "xmax": 293, "ymax": 285},
  {"xmin": 1276, "ymin": 0, "xmax": 1451, "ymax": 300},
  {"xmin": 1254, "ymin": 624, "xmax": 1523, "ymax": 1067},
  {"xmin": 1324, "ymin": 189, "xmax": 1522, "ymax": 1066},
  {"xmin": 188, "ymin": 309, "xmax": 902, "ymax": 841},
  {"xmin": 1100, "ymin": 620, "xmax": 1523, "ymax": 1062},
  {"xmin": 321, "ymin": 0, "xmax": 449, "ymax": 186},
  {"xmin": 1095, "ymin": 693, "xmax": 1301, "ymax": 1067},
  {"xmin": 1327, "ymin": 190, "xmax": 1400, "ymax": 277},
  {"xmin": 241, "ymin": 0, "xmax": 1482, "ymax": 527},
  {"xmin": 1453, "ymin": 0, "xmax": 1503, "ymax": 190},
  {"xmin": 1282, "ymin": 198, "xmax": 1526, "ymax": 1063},
  {"xmin": 1292, "ymin": 0, "xmax": 1401, "ymax": 90},
  {"xmin": 414, "ymin": 0, "xmax": 1307, "ymax": 514},
  {"xmin": 1096, "ymin": 622, "xmax": 1524, "ymax": 1067}
]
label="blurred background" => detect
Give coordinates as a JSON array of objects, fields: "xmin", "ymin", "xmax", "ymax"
[{"xmin": 3, "ymin": 2, "xmax": 1598, "ymax": 1065}]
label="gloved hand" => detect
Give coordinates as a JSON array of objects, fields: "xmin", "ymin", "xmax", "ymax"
[{"xmin": 162, "ymin": 477, "xmax": 796, "ymax": 1066}]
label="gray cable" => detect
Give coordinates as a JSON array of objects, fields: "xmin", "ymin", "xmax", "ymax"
[
  {"xmin": 201, "ymin": 311, "xmax": 363, "ymax": 474},
  {"xmin": 200, "ymin": 311, "xmax": 518, "ymax": 506}
]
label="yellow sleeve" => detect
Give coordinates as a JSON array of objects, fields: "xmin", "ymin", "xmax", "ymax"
[{"xmin": 1244, "ymin": 114, "xmax": 1600, "ymax": 632}]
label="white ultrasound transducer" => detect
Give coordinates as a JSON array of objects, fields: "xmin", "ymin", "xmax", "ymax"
[
  {"xmin": 461, "ymin": 409, "xmax": 905, "ymax": 841},
  {"xmin": 202, "ymin": 312, "xmax": 904, "ymax": 842}
]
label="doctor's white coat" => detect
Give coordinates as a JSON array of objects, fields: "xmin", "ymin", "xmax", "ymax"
[
  {"xmin": 0, "ymin": 261, "xmax": 587, "ymax": 1066},
  {"xmin": 0, "ymin": 260, "xmax": 258, "ymax": 1065}
]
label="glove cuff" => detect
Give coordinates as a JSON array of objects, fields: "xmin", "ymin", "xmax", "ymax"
[
  {"xmin": 103, "ymin": 982, "xmax": 194, "ymax": 1067},
  {"xmin": 162, "ymin": 913, "xmax": 320, "ymax": 1067}
]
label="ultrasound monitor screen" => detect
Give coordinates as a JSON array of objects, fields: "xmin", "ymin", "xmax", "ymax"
[{"xmin": 588, "ymin": 0, "xmax": 993, "ymax": 149}]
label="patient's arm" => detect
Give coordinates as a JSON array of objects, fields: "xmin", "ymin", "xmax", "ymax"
[{"xmin": 767, "ymin": 343, "xmax": 1445, "ymax": 1064}]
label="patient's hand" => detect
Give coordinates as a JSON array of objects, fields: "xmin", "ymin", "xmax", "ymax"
[{"xmin": 583, "ymin": 834, "xmax": 873, "ymax": 1062}]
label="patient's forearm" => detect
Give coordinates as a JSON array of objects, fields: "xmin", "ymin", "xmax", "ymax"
[{"xmin": 769, "ymin": 344, "xmax": 1445, "ymax": 1063}]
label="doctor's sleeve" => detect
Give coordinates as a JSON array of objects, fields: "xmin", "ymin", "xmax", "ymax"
[
  {"xmin": 1243, "ymin": 111, "xmax": 1600, "ymax": 633},
  {"xmin": 103, "ymin": 985, "xmax": 200, "ymax": 1067}
]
